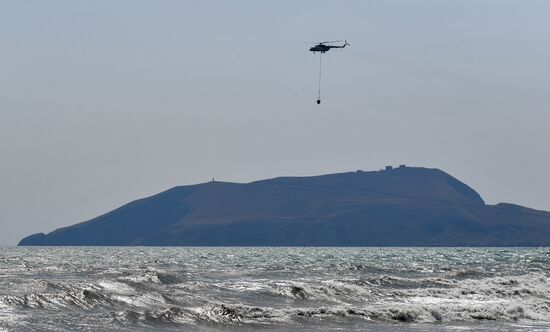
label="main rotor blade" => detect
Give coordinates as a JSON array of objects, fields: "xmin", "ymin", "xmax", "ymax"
[{"xmin": 304, "ymin": 40, "xmax": 344, "ymax": 44}]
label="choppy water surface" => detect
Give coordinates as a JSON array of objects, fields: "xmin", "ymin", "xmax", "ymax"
[{"xmin": 0, "ymin": 247, "xmax": 549, "ymax": 331}]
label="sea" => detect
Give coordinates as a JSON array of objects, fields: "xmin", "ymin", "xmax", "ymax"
[{"xmin": 0, "ymin": 247, "xmax": 549, "ymax": 331}]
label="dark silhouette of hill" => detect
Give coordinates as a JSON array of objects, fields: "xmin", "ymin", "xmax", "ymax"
[{"xmin": 19, "ymin": 166, "xmax": 550, "ymax": 246}]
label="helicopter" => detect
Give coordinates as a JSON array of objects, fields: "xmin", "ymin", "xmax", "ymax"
[
  {"xmin": 309, "ymin": 40, "xmax": 350, "ymax": 104},
  {"xmin": 309, "ymin": 40, "xmax": 349, "ymax": 54}
]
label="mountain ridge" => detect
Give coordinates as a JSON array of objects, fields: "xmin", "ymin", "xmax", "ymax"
[{"xmin": 19, "ymin": 166, "xmax": 550, "ymax": 246}]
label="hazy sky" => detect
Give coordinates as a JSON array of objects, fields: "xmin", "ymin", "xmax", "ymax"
[{"xmin": 1, "ymin": 1, "xmax": 549, "ymax": 245}]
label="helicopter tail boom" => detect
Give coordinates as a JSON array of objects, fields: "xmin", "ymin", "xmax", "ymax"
[{"xmin": 332, "ymin": 40, "xmax": 350, "ymax": 49}]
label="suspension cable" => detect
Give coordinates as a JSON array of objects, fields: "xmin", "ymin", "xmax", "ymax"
[{"xmin": 317, "ymin": 53, "xmax": 322, "ymax": 103}]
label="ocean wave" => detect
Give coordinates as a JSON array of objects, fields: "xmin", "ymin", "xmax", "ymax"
[
  {"xmin": 405, "ymin": 273, "xmax": 550, "ymax": 300},
  {"xmin": 0, "ymin": 279, "xmax": 169, "ymax": 312},
  {"xmin": 119, "ymin": 268, "xmax": 183, "ymax": 285},
  {"xmin": 357, "ymin": 275, "xmax": 457, "ymax": 288},
  {"xmin": 112, "ymin": 306, "xmax": 195, "ymax": 326},
  {"xmin": 108, "ymin": 299, "xmax": 550, "ymax": 328},
  {"xmin": 448, "ymin": 269, "xmax": 493, "ymax": 279},
  {"xmin": 3, "ymin": 247, "xmax": 550, "ymax": 331},
  {"xmin": 0, "ymin": 285, "xmax": 107, "ymax": 310}
]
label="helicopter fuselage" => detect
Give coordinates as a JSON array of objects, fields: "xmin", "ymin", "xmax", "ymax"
[
  {"xmin": 309, "ymin": 44, "xmax": 332, "ymax": 53},
  {"xmin": 309, "ymin": 41, "xmax": 348, "ymax": 54}
]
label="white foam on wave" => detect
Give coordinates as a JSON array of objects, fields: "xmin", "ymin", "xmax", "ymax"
[
  {"xmin": 407, "ymin": 296, "xmax": 506, "ymax": 306},
  {"xmin": 318, "ymin": 279, "xmax": 373, "ymax": 302},
  {"xmin": 121, "ymin": 272, "xmax": 162, "ymax": 284},
  {"xmin": 113, "ymin": 292, "xmax": 168, "ymax": 308},
  {"xmin": 97, "ymin": 280, "xmax": 135, "ymax": 295},
  {"xmin": 218, "ymin": 280, "xmax": 267, "ymax": 292}
]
